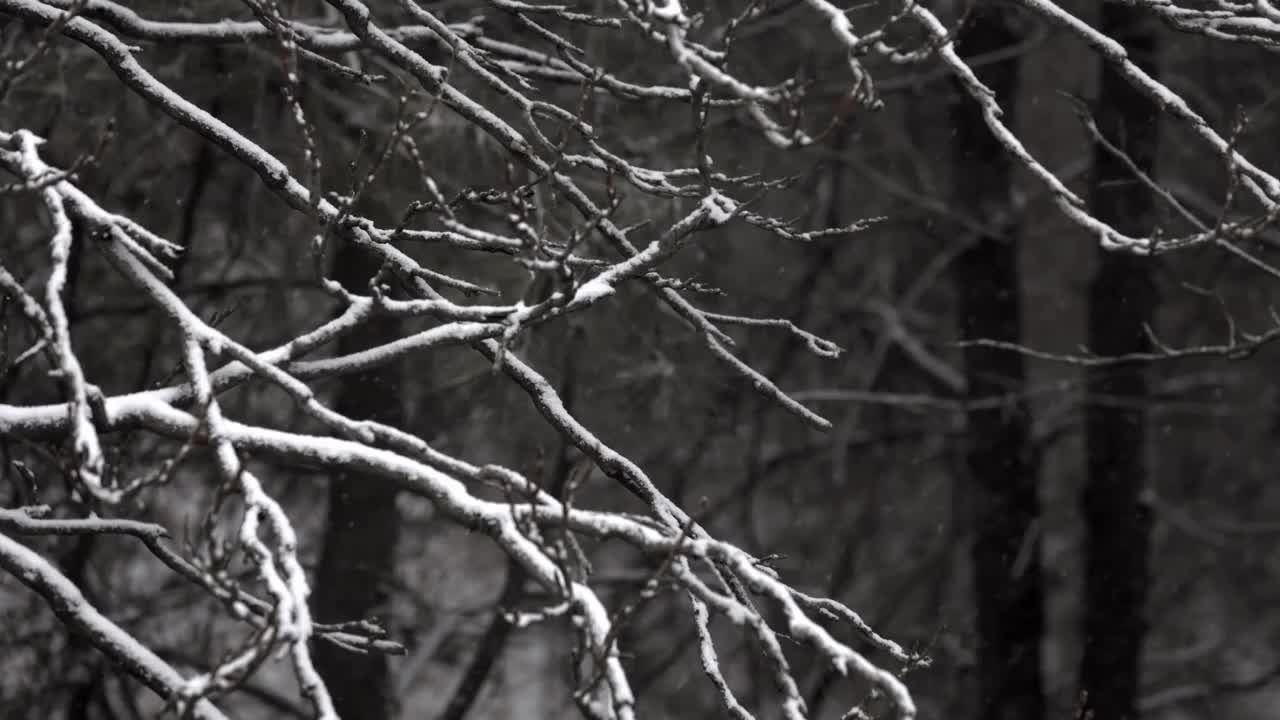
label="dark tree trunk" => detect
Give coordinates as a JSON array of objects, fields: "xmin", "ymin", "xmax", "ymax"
[
  {"xmin": 312, "ymin": 241, "xmax": 406, "ymax": 719},
  {"xmin": 58, "ymin": 519, "xmax": 100, "ymax": 720},
  {"xmin": 1080, "ymin": 8, "xmax": 1159, "ymax": 719},
  {"xmin": 951, "ymin": 5, "xmax": 1045, "ymax": 720}
]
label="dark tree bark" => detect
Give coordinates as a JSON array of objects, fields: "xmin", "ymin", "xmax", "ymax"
[
  {"xmin": 950, "ymin": 4, "xmax": 1045, "ymax": 719},
  {"xmin": 312, "ymin": 241, "xmax": 406, "ymax": 719},
  {"xmin": 1079, "ymin": 8, "xmax": 1159, "ymax": 719}
]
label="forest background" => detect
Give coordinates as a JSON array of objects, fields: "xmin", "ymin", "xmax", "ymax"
[{"xmin": 1, "ymin": 1, "xmax": 1279, "ymax": 719}]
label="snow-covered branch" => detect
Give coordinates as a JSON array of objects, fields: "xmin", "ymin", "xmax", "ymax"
[
  {"xmin": 11, "ymin": 0, "xmax": 1269, "ymax": 714},
  {"xmin": 0, "ymin": 532, "xmax": 231, "ymax": 720}
]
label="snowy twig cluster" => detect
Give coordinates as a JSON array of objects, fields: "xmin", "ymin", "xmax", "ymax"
[
  {"xmin": 0, "ymin": 0, "xmax": 916, "ymax": 718},
  {"xmin": 1, "ymin": 0, "xmax": 1276, "ymax": 717}
]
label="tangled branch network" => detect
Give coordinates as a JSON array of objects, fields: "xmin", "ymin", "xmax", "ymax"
[{"xmin": 0, "ymin": 0, "xmax": 1275, "ymax": 717}]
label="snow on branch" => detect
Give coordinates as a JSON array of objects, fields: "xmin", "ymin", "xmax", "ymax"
[
  {"xmin": 908, "ymin": 0, "xmax": 1280, "ymax": 254},
  {"xmin": 15, "ymin": 0, "xmax": 1273, "ymax": 714},
  {"xmin": 0, "ymin": 0, "xmax": 890, "ymax": 707},
  {"xmin": 0, "ymin": 531, "xmax": 231, "ymax": 720},
  {"xmin": 1109, "ymin": 0, "xmax": 1280, "ymax": 51},
  {"xmin": 0, "ymin": 392, "xmax": 920, "ymax": 718}
]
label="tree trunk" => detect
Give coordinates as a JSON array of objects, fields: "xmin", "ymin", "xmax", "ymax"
[
  {"xmin": 1079, "ymin": 8, "xmax": 1159, "ymax": 719},
  {"xmin": 951, "ymin": 5, "xmax": 1045, "ymax": 719},
  {"xmin": 312, "ymin": 241, "xmax": 406, "ymax": 719}
]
